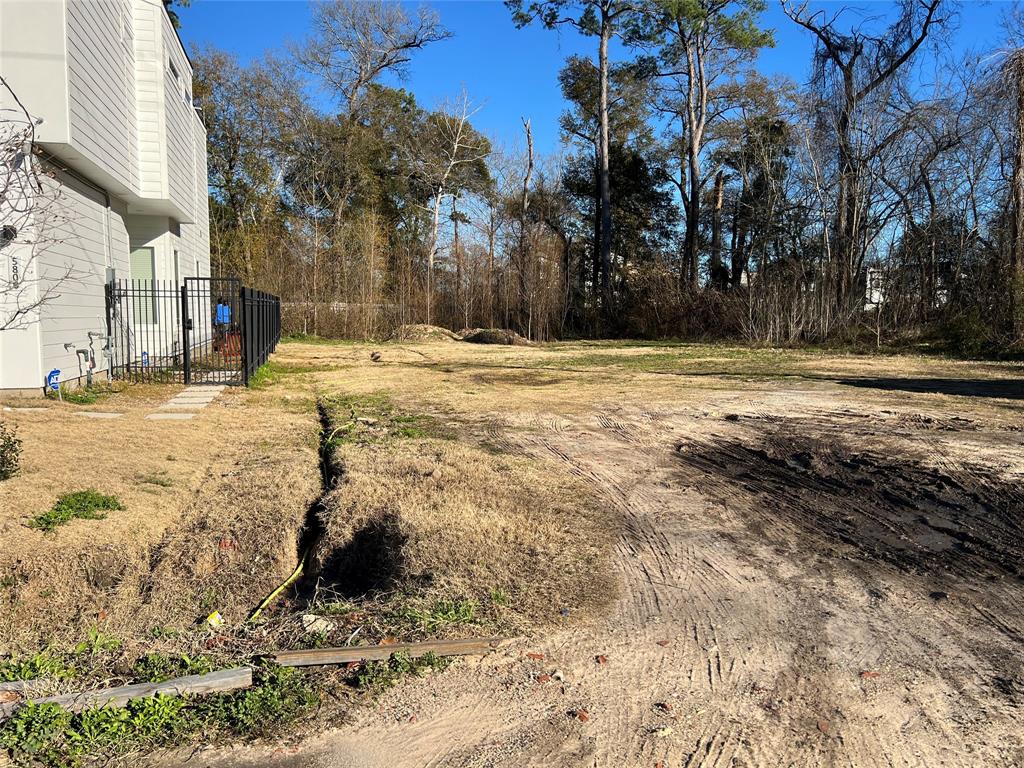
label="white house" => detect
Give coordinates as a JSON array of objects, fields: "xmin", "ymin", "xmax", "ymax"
[{"xmin": 0, "ymin": 0, "xmax": 210, "ymax": 393}]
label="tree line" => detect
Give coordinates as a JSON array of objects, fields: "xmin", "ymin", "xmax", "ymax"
[{"xmin": 194, "ymin": 0, "xmax": 1024, "ymax": 351}]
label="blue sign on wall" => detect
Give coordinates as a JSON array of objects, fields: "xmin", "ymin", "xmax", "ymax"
[{"xmin": 46, "ymin": 369, "xmax": 60, "ymax": 391}]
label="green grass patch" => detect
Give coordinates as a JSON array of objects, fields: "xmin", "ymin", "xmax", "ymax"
[
  {"xmin": 45, "ymin": 384, "xmax": 114, "ymax": 405},
  {"xmin": 541, "ymin": 347, "xmax": 814, "ymax": 377},
  {"xmin": 249, "ymin": 360, "xmax": 337, "ymax": 389},
  {"xmin": 320, "ymin": 393, "xmax": 446, "ymax": 447},
  {"xmin": 280, "ymin": 333, "xmax": 362, "ymax": 346},
  {"xmin": 0, "ymin": 664, "xmax": 317, "ymax": 767},
  {"xmin": 356, "ymin": 651, "xmax": 450, "ymax": 694},
  {"xmin": 27, "ymin": 491, "xmax": 124, "ymax": 532}
]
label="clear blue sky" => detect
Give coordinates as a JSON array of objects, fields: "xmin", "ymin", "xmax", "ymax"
[{"xmin": 177, "ymin": 0, "xmax": 1010, "ymax": 156}]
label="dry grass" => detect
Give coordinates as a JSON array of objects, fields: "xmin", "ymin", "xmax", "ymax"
[
  {"xmin": 0, "ymin": 383, "xmax": 320, "ymax": 658},
  {"xmin": 311, "ymin": 433, "xmax": 614, "ymax": 638}
]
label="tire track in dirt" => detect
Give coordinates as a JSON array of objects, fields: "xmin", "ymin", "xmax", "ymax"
[{"xmin": 201, "ymin": 392, "xmax": 1024, "ymax": 768}]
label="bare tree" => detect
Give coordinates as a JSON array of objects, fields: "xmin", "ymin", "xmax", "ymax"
[
  {"xmin": 1, "ymin": 76, "xmax": 72, "ymax": 331},
  {"xmin": 298, "ymin": 0, "xmax": 451, "ymax": 117},
  {"xmin": 412, "ymin": 91, "xmax": 491, "ymax": 325},
  {"xmin": 783, "ymin": 0, "xmax": 946, "ymax": 316}
]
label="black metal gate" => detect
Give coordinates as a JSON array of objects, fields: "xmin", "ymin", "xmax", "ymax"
[
  {"xmin": 182, "ymin": 277, "xmax": 243, "ymax": 385},
  {"xmin": 105, "ymin": 277, "xmax": 280, "ymax": 386}
]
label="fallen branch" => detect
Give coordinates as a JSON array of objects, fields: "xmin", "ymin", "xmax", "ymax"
[
  {"xmin": 268, "ymin": 637, "xmax": 504, "ymax": 667},
  {"xmin": 0, "ymin": 667, "xmax": 253, "ymax": 720}
]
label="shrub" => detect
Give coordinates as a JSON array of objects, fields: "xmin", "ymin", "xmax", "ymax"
[{"xmin": 0, "ymin": 422, "xmax": 21, "ymax": 481}]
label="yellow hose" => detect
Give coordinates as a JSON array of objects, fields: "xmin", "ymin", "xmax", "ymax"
[{"xmin": 247, "ymin": 548, "xmax": 309, "ymax": 623}]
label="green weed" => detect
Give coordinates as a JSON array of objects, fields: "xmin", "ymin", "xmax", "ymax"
[
  {"xmin": 27, "ymin": 490, "xmax": 123, "ymax": 532},
  {"xmin": 394, "ymin": 599, "xmax": 477, "ymax": 633},
  {"xmin": 73, "ymin": 628, "xmax": 121, "ymax": 657},
  {"xmin": 356, "ymin": 651, "xmax": 450, "ymax": 694},
  {"xmin": 0, "ymin": 665, "xmax": 316, "ymax": 767},
  {"xmin": 47, "ymin": 385, "xmax": 111, "ymax": 405},
  {"xmin": 132, "ymin": 653, "xmax": 213, "ymax": 683},
  {"xmin": 0, "ymin": 652, "xmax": 75, "ymax": 683}
]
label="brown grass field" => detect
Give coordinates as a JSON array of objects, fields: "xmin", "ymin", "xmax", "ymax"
[{"xmin": 2, "ymin": 339, "xmax": 1024, "ymax": 767}]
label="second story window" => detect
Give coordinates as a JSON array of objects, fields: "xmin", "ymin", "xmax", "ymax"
[{"xmin": 169, "ymin": 58, "xmax": 179, "ymax": 82}]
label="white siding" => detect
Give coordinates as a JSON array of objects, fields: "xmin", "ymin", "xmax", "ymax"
[
  {"xmin": 36, "ymin": 168, "xmax": 117, "ymax": 384},
  {"xmin": 162, "ymin": 13, "xmax": 193, "ymax": 215},
  {"xmin": 132, "ymin": 0, "xmax": 164, "ymax": 198},
  {"xmin": 65, "ymin": 0, "xmax": 137, "ymax": 192}
]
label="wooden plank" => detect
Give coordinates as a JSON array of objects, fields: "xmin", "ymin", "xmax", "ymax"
[
  {"xmin": 0, "ymin": 667, "xmax": 253, "ymax": 720},
  {"xmin": 269, "ymin": 637, "xmax": 504, "ymax": 668}
]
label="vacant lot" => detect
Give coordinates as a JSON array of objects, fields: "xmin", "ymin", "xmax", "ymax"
[
  {"xmin": 4, "ymin": 341, "xmax": 1024, "ymax": 767},
  {"xmin": 171, "ymin": 339, "xmax": 1022, "ymax": 768}
]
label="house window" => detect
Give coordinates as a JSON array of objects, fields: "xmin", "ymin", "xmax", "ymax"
[
  {"xmin": 169, "ymin": 57, "xmax": 179, "ymax": 82},
  {"xmin": 130, "ymin": 246, "xmax": 156, "ymax": 323}
]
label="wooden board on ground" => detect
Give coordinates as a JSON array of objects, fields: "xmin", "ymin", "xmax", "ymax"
[
  {"xmin": 269, "ymin": 637, "xmax": 504, "ymax": 667},
  {"xmin": 0, "ymin": 667, "xmax": 254, "ymax": 720}
]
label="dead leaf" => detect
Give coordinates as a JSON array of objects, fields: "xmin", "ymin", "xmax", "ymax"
[
  {"xmin": 536, "ymin": 674, "xmax": 551, "ymax": 683},
  {"xmin": 817, "ymin": 719, "xmax": 830, "ymax": 734},
  {"xmin": 526, "ymin": 652, "xmax": 545, "ymax": 661},
  {"xmin": 859, "ymin": 670, "xmax": 880, "ymax": 679},
  {"xmin": 595, "ymin": 654, "xmax": 608, "ymax": 666},
  {"xmin": 575, "ymin": 709, "xmax": 590, "ymax": 722},
  {"xmin": 345, "ymin": 661, "xmax": 360, "ymax": 670},
  {"xmin": 654, "ymin": 702, "xmax": 672, "ymax": 713},
  {"xmin": 655, "ymin": 640, "xmax": 670, "ymax": 647},
  {"xmin": 0, "ymin": 691, "xmax": 21, "ymax": 704}
]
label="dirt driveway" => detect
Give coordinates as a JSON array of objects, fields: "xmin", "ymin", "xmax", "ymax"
[{"xmin": 180, "ymin": 342, "xmax": 1024, "ymax": 768}]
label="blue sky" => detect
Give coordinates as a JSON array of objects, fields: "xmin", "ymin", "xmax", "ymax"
[{"xmin": 177, "ymin": 0, "xmax": 1010, "ymax": 156}]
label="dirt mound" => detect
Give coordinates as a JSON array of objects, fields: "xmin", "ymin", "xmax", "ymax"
[
  {"xmin": 461, "ymin": 328, "xmax": 532, "ymax": 346},
  {"xmin": 389, "ymin": 324, "xmax": 460, "ymax": 342}
]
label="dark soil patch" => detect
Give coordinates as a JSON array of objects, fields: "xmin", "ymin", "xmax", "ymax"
[{"xmin": 674, "ymin": 423, "xmax": 1024, "ymax": 581}]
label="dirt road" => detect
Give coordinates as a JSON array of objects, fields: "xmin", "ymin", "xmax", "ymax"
[{"xmin": 195, "ymin": 369, "xmax": 1024, "ymax": 768}]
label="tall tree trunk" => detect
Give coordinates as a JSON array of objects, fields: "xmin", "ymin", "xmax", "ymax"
[
  {"xmin": 598, "ymin": 15, "xmax": 613, "ymax": 313},
  {"xmin": 710, "ymin": 169, "xmax": 724, "ymax": 288},
  {"xmin": 593, "ymin": 153, "xmax": 601, "ymax": 305},
  {"xmin": 1011, "ymin": 52, "xmax": 1024, "ymax": 339}
]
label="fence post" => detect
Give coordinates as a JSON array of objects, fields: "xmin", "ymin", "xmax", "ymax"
[
  {"xmin": 181, "ymin": 284, "xmax": 191, "ymax": 385},
  {"xmin": 240, "ymin": 286, "xmax": 249, "ymax": 386}
]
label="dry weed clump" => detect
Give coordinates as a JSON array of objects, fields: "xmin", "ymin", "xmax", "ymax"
[{"xmin": 310, "ymin": 435, "xmax": 615, "ymax": 636}]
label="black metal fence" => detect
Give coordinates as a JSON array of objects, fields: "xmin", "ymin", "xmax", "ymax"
[
  {"xmin": 240, "ymin": 287, "xmax": 281, "ymax": 385},
  {"xmin": 105, "ymin": 277, "xmax": 281, "ymax": 386}
]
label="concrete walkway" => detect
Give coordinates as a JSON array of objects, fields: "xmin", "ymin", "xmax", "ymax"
[{"xmin": 145, "ymin": 385, "xmax": 225, "ymax": 421}]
